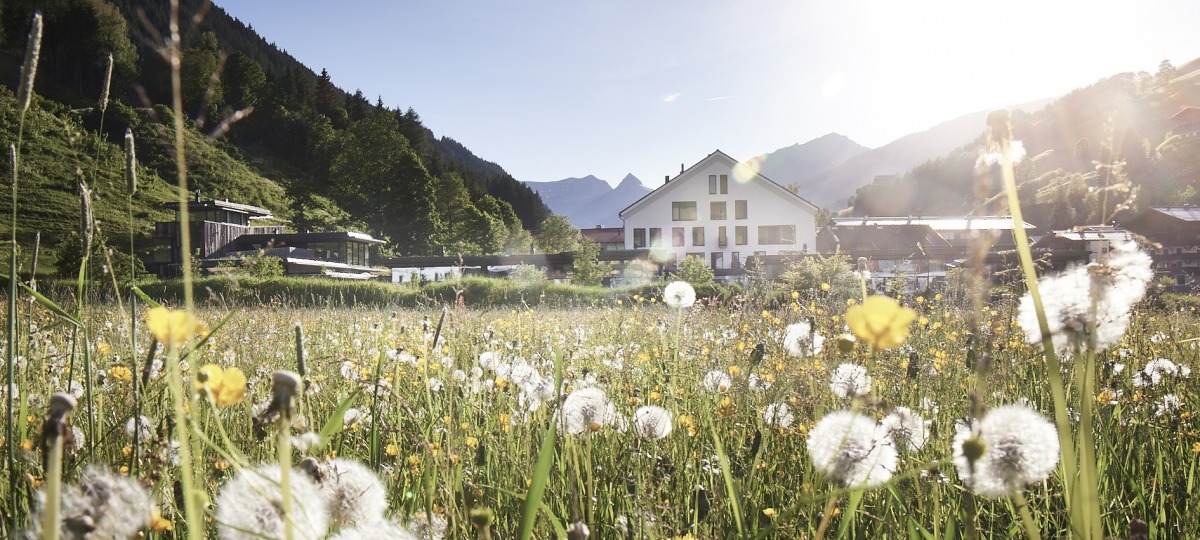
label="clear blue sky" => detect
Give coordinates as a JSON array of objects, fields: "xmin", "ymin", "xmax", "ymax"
[{"xmin": 219, "ymin": 1, "xmax": 1197, "ymax": 187}]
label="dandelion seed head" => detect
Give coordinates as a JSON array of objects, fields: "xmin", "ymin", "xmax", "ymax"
[
  {"xmin": 879, "ymin": 407, "xmax": 929, "ymax": 452},
  {"xmin": 806, "ymin": 410, "xmax": 896, "ymax": 488},
  {"xmin": 215, "ymin": 463, "xmax": 330, "ymax": 540},
  {"xmin": 328, "ymin": 519, "xmax": 418, "ymax": 540},
  {"xmin": 701, "ymin": 370, "xmax": 731, "ymax": 393},
  {"xmin": 632, "ymin": 406, "xmax": 673, "ymax": 440},
  {"xmin": 762, "ymin": 402, "xmax": 794, "ymax": 428},
  {"xmin": 300, "ymin": 458, "xmax": 388, "ymax": 529},
  {"xmin": 783, "ymin": 321, "xmax": 824, "ymax": 357},
  {"xmin": 559, "ymin": 387, "xmax": 617, "ymax": 435},
  {"xmin": 829, "ymin": 363, "xmax": 871, "ymax": 399},
  {"xmin": 663, "ymin": 281, "xmax": 696, "ymax": 309},
  {"xmin": 30, "ymin": 465, "xmax": 153, "ymax": 540},
  {"xmin": 953, "ymin": 405, "xmax": 1059, "ymax": 498}
]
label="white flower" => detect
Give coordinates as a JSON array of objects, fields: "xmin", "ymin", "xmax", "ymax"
[
  {"xmin": 762, "ymin": 402, "xmax": 794, "ymax": 428},
  {"xmin": 559, "ymin": 387, "xmax": 618, "ymax": 435},
  {"xmin": 829, "ymin": 363, "xmax": 871, "ymax": 399},
  {"xmin": 1155, "ymin": 394, "xmax": 1182, "ymax": 417},
  {"xmin": 301, "ymin": 458, "xmax": 389, "ymax": 529},
  {"xmin": 663, "ymin": 281, "xmax": 696, "ymax": 309},
  {"xmin": 215, "ymin": 463, "xmax": 331, "ymax": 540},
  {"xmin": 701, "ymin": 370, "xmax": 731, "ymax": 392},
  {"xmin": 31, "ymin": 465, "xmax": 153, "ymax": 540},
  {"xmin": 1134, "ymin": 358, "xmax": 1187, "ymax": 387},
  {"xmin": 806, "ymin": 410, "xmax": 896, "ymax": 488},
  {"xmin": 1018, "ymin": 241, "xmax": 1152, "ymax": 355},
  {"xmin": 783, "ymin": 321, "xmax": 824, "ymax": 357},
  {"xmin": 329, "ymin": 519, "xmax": 418, "ymax": 540},
  {"xmin": 747, "ymin": 373, "xmax": 771, "ymax": 391},
  {"xmin": 125, "ymin": 415, "xmax": 154, "ymax": 440},
  {"xmin": 291, "ymin": 432, "xmax": 321, "ymax": 453},
  {"xmin": 632, "ymin": 406, "xmax": 673, "ymax": 440},
  {"xmin": 879, "ymin": 407, "xmax": 929, "ymax": 452},
  {"xmin": 953, "ymin": 405, "xmax": 1059, "ymax": 498}
]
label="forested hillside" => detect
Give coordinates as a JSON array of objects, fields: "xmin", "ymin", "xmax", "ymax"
[
  {"xmin": 0, "ymin": 0, "xmax": 549, "ymax": 270},
  {"xmin": 847, "ymin": 60, "xmax": 1200, "ymax": 231}
]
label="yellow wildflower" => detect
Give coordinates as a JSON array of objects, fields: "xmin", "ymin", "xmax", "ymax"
[
  {"xmin": 96, "ymin": 341, "xmax": 112, "ymax": 355},
  {"xmin": 763, "ymin": 508, "xmax": 778, "ymax": 519},
  {"xmin": 109, "ymin": 365, "xmax": 133, "ymax": 383},
  {"xmin": 844, "ymin": 295, "xmax": 917, "ymax": 349},
  {"xmin": 820, "ymin": 282, "xmax": 831, "ymax": 292},
  {"xmin": 145, "ymin": 307, "xmax": 206, "ymax": 346},
  {"xmin": 386, "ymin": 443, "xmax": 400, "ymax": 457},
  {"xmin": 195, "ymin": 364, "xmax": 247, "ymax": 407},
  {"xmin": 466, "ymin": 436, "xmax": 479, "ymax": 448},
  {"xmin": 716, "ymin": 397, "xmax": 735, "ymax": 418},
  {"xmin": 150, "ymin": 508, "xmax": 174, "ymax": 532}
]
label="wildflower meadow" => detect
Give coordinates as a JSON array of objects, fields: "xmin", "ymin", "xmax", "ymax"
[{"xmin": 4, "ymin": 6, "xmax": 1200, "ymax": 540}]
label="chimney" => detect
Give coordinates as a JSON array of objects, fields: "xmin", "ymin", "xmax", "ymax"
[
  {"xmin": 664, "ymin": 175, "xmax": 670, "ymax": 185},
  {"xmin": 680, "ymin": 163, "xmax": 684, "ymax": 173}
]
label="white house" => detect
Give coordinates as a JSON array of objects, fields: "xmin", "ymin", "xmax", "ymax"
[{"xmin": 619, "ymin": 150, "xmax": 819, "ymax": 272}]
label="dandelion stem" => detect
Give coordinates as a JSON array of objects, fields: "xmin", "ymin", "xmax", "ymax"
[
  {"xmin": 42, "ymin": 434, "xmax": 64, "ymax": 540},
  {"xmin": 996, "ymin": 113, "xmax": 1083, "ymax": 536},
  {"xmin": 1013, "ymin": 491, "xmax": 1042, "ymax": 540},
  {"xmin": 278, "ymin": 415, "xmax": 295, "ymax": 540}
]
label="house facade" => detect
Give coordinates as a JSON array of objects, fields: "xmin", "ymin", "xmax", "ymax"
[
  {"xmin": 619, "ymin": 150, "xmax": 819, "ymax": 275},
  {"xmin": 149, "ymin": 198, "xmax": 385, "ymax": 279},
  {"xmin": 1121, "ymin": 206, "xmax": 1200, "ymax": 289}
]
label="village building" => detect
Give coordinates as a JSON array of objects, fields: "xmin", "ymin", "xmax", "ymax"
[
  {"xmin": 619, "ymin": 150, "xmax": 820, "ymax": 279},
  {"xmin": 148, "ymin": 198, "xmax": 386, "ymax": 279},
  {"xmin": 1121, "ymin": 206, "xmax": 1200, "ymax": 290}
]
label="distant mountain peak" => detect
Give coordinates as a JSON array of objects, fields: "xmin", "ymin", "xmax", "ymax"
[{"xmin": 617, "ymin": 173, "xmax": 644, "ymax": 188}]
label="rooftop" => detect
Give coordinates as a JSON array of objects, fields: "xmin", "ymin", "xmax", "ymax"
[
  {"xmin": 163, "ymin": 199, "xmax": 273, "ymax": 217},
  {"xmin": 1151, "ymin": 206, "xmax": 1200, "ymax": 221},
  {"xmin": 832, "ymin": 216, "xmax": 1034, "ymax": 231}
]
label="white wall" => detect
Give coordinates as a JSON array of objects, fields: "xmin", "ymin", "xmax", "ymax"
[{"xmin": 621, "ymin": 154, "xmax": 817, "ymax": 270}]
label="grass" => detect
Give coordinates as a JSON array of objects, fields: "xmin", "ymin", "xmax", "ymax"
[{"xmin": 0, "ymin": 287, "xmax": 1197, "ymax": 538}]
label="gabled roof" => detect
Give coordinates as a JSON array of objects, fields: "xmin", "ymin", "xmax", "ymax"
[
  {"xmin": 164, "ymin": 199, "xmax": 273, "ymax": 217},
  {"xmin": 823, "ymin": 224, "xmax": 954, "ymax": 252},
  {"xmin": 233, "ymin": 231, "xmax": 385, "ymax": 246},
  {"xmin": 580, "ymin": 227, "xmax": 624, "ymax": 244},
  {"xmin": 1150, "ymin": 206, "xmax": 1200, "ymax": 222},
  {"xmin": 619, "ymin": 150, "xmax": 819, "ymax": 219},
  {"xmin": 832, "ymin": 216, "xmax": 1034, "ymax": 231}
]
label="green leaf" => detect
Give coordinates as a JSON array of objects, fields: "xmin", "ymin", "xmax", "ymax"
[
  {"xmin": 516, "ymin": 350, "xmax": 563, "ymax": 540},
  {"xmin": 1, "ymin": 275, "xmax": 81, "ymax": 327},
  {"xmin": 131, "ymin": 286, "xmax": 162, "ymax": 309},
  {"xmin": 315, "ymin": 392, "xmax": 359, "ymax": 453}
]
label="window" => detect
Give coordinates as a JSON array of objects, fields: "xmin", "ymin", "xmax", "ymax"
[
  {"xmin": 711, "ymin": 252, "xmax": 724, "ymax": 269},
  {"xmin": 692, "ymin": 226, "xmax": 705, "ymax": 246},
  {"xmin": 649, "ymin": 228, "xmax": 662, "ymax": 247},
  {"xmin": 672, "ymin": 227, "xmax": 685, "ymax": 247},
  {"xmin": 735, "ymin": 226, "xmax": 747, "ymax": 245},
  {"xmin": 708, "ymin": 175, "xmax": 718, "ymax": 194},
  {"xmin": 710, "ymin": 201, "xmax": 727, "ymax": 220},
  {"xmin": 758, "ymin": 225, "xmax": 796, "ymax": 245},
  {"xmin": 672, "ymin": 201, "xmax": 697, "ymax": 221},
  {"xmin": 718, "ymin": 226, "xmax": 728, "ymax": 247},
  {"xmin": 720, "ymin": 174, "xmax": 729, "ymax": 194},
  {"xmin": 633, "ymin": 228, "xmax": 647, "ymax": 248},
  {"xmin": 735, "ymin": 200, "xmax": 747, "ymax": 219}
]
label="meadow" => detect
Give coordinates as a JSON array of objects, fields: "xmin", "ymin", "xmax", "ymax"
[
  {"xmin": 4, "ymin": 5, "xmax": 1199, "ymax": 539},
  {"xmin": 2, "ymin": 276, "xmax": 1199, "ymax": 539}
]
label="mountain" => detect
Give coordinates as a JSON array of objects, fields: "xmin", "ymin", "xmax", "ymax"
[
  {"xmin": 526, "ymin": 174, "xmax": 652, "ymax": 228},
  {"xmin": 846, "ymin": 59, "xmax": 1200, "ymax": 231},
  {"xmin": 785, "ymin": 99, "xmax": 1053, "ymax": 209},
  {"xmin": 751, "ymin": 133, "xmax": 870, "ymax": 201}
]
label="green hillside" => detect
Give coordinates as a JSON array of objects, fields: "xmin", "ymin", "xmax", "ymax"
[
  {"xmin": 848, "ymin": 60, "xmax": 1200, "ymax": 230},
  {"xmin": 0, "ymin": 0, "xmax": 550, "ymax": 278}
]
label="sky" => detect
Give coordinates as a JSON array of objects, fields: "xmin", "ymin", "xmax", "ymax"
[{"xmin": 219, "ymin": 1, "xmax": 1199, "ymax": 188}]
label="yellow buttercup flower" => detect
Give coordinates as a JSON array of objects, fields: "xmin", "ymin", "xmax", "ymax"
[
  {"xmin": 96, "ymin": 341, "xmax": 112, "ymax": 355},
  {"xmin": 150, "ymin": 508, "xmax": 174, "ymax": 531},
  {"xmin": 194, "ymin": 364, "xmax": 247, "ymax": 407},
  {"xmin": 146, "ymin": 307, "xmax": 206, "ymax": 346},
  {"xmin": 109, "ymin": 366, "xmax": 133, "ymax": 383},
  {"xmin": 844, "ymin": 295, "xmax": 917, "ymax": 350}
]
